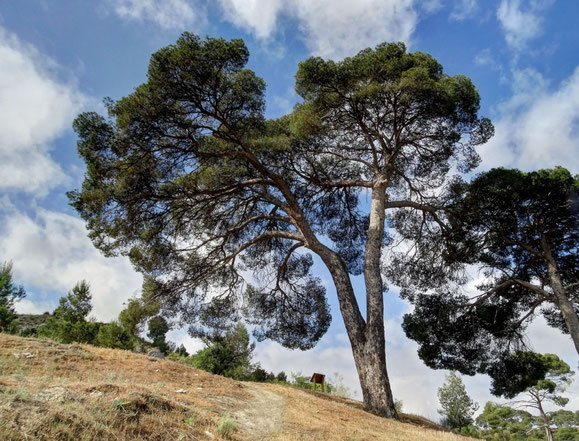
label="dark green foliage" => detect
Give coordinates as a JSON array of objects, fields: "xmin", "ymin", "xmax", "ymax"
[
  {"xmin": 554, "ymin": 427, "xmax": 579, "ymax": 441},
  {"xmin": 38, "ymin": 317, "xmax": 101, "ymax": 344},
  {"xmin": 37, "ymin": 281, "xmax": 100, "ymax": 344},
  {"xmin": 0, "ymin": 262, "xmax": 26, "ymax": 333},
  {"xmin": 401, "ymin": 167, "xmax": 579, "ymax": 391},
  {"xmin": 118, "ymin": 285, "xmax": 160, "ymax": 336},
  {"xmin": 476, "ymin": 402, "xmax": 536, "ymax": 440},
  {"xmin": 276, "ymin": 371, "xmax": 287, "ymax": 382},
  {"xmin": 174, "ymin": 344, "xmax": 189, "ymax": 357},
  {"xmin": 550, "ymin": 410, "xmax": 579, "ymax": 428},
  {"xmin": 147, "ymin": 315, "xmax": 171, "ymax": 354},
  {"xmin": 96, "ymin": 321, "xmax": 134, "ymax": 349},
  {"xmin": 192, "ymin": 323, "xmax": 255, "ymax": 379},
  {"xmin": 487, "ymin": 352, "xmax": 552, "ymax": 398},
  {"xmin": 54, "ymin": 280, "xmax": 92, "ymax": 323},
  {"xmin": 474, "ymin": 355, "xmax": 576, "ymax": 441},
  {"xmin": 250, "ymin": 367, "xmax": 267, "ymax": 382},
  {"xmin": 437, "ymin": 371, "xmax": 479, "ymax": 430},
  {"xmin": 520, "ymin": 355, "xmax": 575, "ymax": 437}
]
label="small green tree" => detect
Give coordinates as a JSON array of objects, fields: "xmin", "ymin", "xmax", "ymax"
[
  {"xmin": 438, "ymin": 371, "xmax": 479, "ymax": 430},
  {"xmin": 96, "ymin": 321, "xmax": 134, "ymax": 349},
  {"xmin": 476, "ymin": 402, "xmax": 535, "ymax": 441},
  {"xmin": 0, "ymin": 261, "xmax": 26, "ymax": 333},
  {"xmin": 193, "ymin": 323, "xmax": 255, "ymax": 379},
  {"xmin": 147, "ymin": 315, "xmax": 171, "ymax": 354},
  {"xmin": 54, "ymin": 280, "xmax": 92, "ymax": 323},
  {"xmin": 174, "ymin": 344, "xmax": 189, "ymax": 357},
  {"xmin": 512, "ymin": 354, "xmax": 575, "ymax": 441},
  {"xmin": 38, "ymin": 281, "xmax": 99, "ymax": 344}
]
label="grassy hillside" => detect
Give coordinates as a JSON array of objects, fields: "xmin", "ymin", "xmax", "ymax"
[{"xmin": 0, "ymin": 334, "xmax": 474, "ymax": 441}]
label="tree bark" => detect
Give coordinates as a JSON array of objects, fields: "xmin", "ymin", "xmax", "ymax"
[
  {"xmin": 542, "ymin": 236, "xmax": 579, "ymax": 354},
  {"xmin": 352, "ymin": 322, "xmax": 398, "ymax": 418},
  {"xmin": 296, "ymin": 174, "xmax": 398, "ymax": 418},
  {"xmin": 323, "ymin": 182, "xmax": 397, "ymax": 418},
  {"xmin": 316, "ymin": 245, "xmax": 398, "ymax": 418}
]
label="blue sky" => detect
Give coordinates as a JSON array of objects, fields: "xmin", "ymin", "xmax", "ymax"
[{"xmin": 0, "ymin": 0, "xmax": 577, "ymax": 418}]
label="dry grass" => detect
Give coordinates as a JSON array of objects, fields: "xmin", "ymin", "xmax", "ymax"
[
  {"xmin": 264, "ymin": 383, "xmax": 474, "ymax": 441},
  {"xmin": 0, "ymin": 334, "xmax": 475, "ymax": 441}
]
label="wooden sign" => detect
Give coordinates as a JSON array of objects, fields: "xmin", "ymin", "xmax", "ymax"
[{"xmin": 309, "ymin": 372, "xmax": 326, "ymax": 392}]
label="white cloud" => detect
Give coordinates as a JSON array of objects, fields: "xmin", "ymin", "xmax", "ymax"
[
  {"xmin": 474, "ymin": 48, "xmax": 502, "ymax": 72},
  {"xmin": 0, "ymin": 207, "xmax": 142, "ymax": 322},
  {"xmin": 217, "ymin": 0, "xmax": 284, "ymax": 39},
  {"xmin": 0, "ymin": 28, "xmax": 87, "ymax": 196},
  {"xmin": 166, "ymin": 329, "xmax": 206, "ymax": 354},
  {"xmin": 480, "ymin": 67, "xmax": 579, "ymax": 172},
  {"xmin": 497, "ymin": 0, "xmax": 553, "ymax": 50},
  {"xmin": 111, "ymin": 0, "xmax": 205, "ymax": 30},
  {"xmin": 450, "ymin": 0, "xmax": 479, "ymax": 21},
  {"xmin": 421, "ymin": 0, "xmax": 443, "ymax": 14},
  {"xmin": 291, "ymin": 0, "xmax": 417, "ymax": 59},
  {"xmin": 217, "ymin": 0, "xmax": 417, "ymax": 59}
]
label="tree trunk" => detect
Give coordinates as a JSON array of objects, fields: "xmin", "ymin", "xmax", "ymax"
[
  {"xmin": 542, "ymin": 236, "xmax": 579, "ymax": 354},
  {"xmin": 534, "ymin": 392, "xmax": 554, "ymax": 441},
  {"xmin": 351, "ymin": 322, "xmax": 398, "ymax": 418},
  {"xmin": 309, "ymin": 180, "xmax": 398, "ymax": 418},
  {"xmin": 544, "ymin": 426, "xmax": 554, "ymax": 441},
  {"xmin": 317, "ymin": 247, "xmax": 398, "ymax": 418}
]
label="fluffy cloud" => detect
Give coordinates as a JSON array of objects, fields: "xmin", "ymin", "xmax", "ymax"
[
  {"xmin": 217, "ymin": 0, "xmax": 283, "ymax": 39},
  {"xmin": 0, "ymin": 206, "xmax": 142, "ymax": 322},
  {"xmin": 497, "ymin": 0, "xmax": 553, "ymax": 50},
  {"xmin": 217, "ymin": 0, "xmax": 417, "ymax": 59},
  {"xmin": 450, "ymin": 0, "xmax": 479, "ymax": 21},
  {"xmin": 480, "ymin": 67, "xmax": 579, "ymax": 172},
  {"xmin": 0, "ymin": 28, "xmax": 86, "ymax": 196},
  {"xmin": 111, "ymin": 0, "xmax": 205, "ymax": 30},
  {"xmin": 291, "ymin": 0, "xmax": 416, "ymax": 59}
]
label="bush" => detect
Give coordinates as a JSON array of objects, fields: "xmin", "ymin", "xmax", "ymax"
[
  {"xmin": 96, "ymin": 322, "xmax": 134, "ymax": 349},
  {"xmin": 0, "ymin": 262, "xmax": 26, "ymax": 333},
  {"xmin": 192, "ymin": 323, "xmax": 255, "ymax": 380},
  {"xmin": 38, "ymin": 318, "xmax": 101, "ymax": 344}
]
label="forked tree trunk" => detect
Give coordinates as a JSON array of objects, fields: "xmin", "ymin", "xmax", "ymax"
[{"xmin": 316, "ymin": 182, "xmax": 398, "ymax": 419}]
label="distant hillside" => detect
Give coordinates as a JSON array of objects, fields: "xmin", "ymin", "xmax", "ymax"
[
  {"xmin": 11, "ymin": 314, "xmax": 51, "ymax": 334},
  {"xmin": 0, "ymin": 334, "xmax": 474, "ymax": 441}
]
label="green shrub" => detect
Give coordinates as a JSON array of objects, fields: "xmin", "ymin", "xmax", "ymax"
[{"xmin": 96, "ymin": 321, "xmax": 134, "ymax": 349}]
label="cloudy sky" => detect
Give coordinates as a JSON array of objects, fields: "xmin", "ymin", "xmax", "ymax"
[{"xmin": 1, "ymin": 0, "xmax": 577, "ymax": 420}]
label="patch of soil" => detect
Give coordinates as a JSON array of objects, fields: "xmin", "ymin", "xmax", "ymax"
[{"xmin": 233, "ymin": 383, "xmax": 284, "ymax": 440}]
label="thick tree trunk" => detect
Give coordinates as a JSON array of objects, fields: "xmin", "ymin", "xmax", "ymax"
[
  {"xmin": 358, "ymin": 182, "xmax": 398, "ymax": 418},
  {"xmin": 317, "ymin": 247, "xmax": 398, "ymax": 418},
  {"xmin": 351, "ymin": 323, "xmax": 398, "ymax": 418},
  {"xmin": 542, "ymin": 236, "xmax": 579, "ymax": 354},
  {"xmin": 307, "ymin": 178, "xmax": 398, "ymax": 418}
]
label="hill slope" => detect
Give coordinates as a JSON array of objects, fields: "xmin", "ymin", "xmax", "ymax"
[{"xmin": 0, "ymin": 334, "xmax": 473, "ymax": 441}]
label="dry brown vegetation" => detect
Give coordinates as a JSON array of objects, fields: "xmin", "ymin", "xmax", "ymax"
[{"xmin": 0, "ymin": 334, "xmax": 474, "ymax": 440}]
